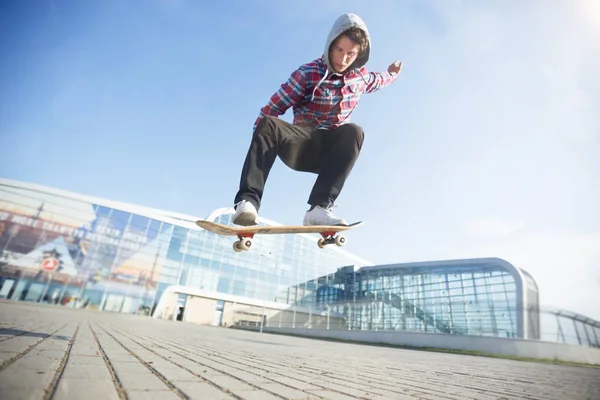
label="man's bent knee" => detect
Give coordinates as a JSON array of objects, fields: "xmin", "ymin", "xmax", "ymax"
[
  {"xmin": 255, "ymin": 115, "xmax": 276, "ymax": 135},
  {"xmin": 254, "ymin": 115, "xmax": 291, "ymax": 140},
  {"xmin": 340, "ymin": 123, "xmax": 364, "ymax": 147}
]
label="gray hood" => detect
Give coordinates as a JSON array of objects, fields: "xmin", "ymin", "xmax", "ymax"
[
  {"xmin": 323, "ymin": 13, "xmax": 371, "ymax": 72},
  {"xmin": 310, "ymin": 13, "xmax": 371, "ymax": 100}
]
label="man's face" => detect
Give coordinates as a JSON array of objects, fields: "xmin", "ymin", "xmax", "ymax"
[{"xmin": 330, "ymin": 35, "xmax": 360, "ymax": 73}]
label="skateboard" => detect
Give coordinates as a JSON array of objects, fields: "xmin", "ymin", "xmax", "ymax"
[{"xmin": 195, "ymin": 220, "xmax": 363, "ymax": 252}]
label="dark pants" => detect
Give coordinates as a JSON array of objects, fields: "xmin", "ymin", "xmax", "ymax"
[{"xmin": 234, "ymin": 116, "xmax": 365, "ymax": 210}]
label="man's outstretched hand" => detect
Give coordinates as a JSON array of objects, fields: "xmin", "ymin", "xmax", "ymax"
[{"xmin": 388, "ymin": 61, "xmax": 403, "ymax": 74}]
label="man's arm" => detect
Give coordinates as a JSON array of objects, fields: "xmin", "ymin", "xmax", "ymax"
[
  {"xmin": 364, "ymin": 71, "xmax": 398, "ymax": 93},
  {"xmin": 253, "ymin": 68, "xmax": 307, "ymax": 130},
  {"xmin": 364, "ymin": 61, "xmax": 402, "ymax": 94}
]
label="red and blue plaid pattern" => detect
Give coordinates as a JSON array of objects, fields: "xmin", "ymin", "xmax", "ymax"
[{"xmin": 254, "ymin": 56, "xmax": 398, "ymax": 130}]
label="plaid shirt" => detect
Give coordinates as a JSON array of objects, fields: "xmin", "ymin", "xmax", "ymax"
[{"xmin": 254, "ymin": 56, "xmax": 398, "ymax": 130}]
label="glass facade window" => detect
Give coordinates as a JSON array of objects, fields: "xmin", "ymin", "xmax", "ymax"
[{"xmin": 0, "ymin": 182, "xmax": 178, "ymax": 315}]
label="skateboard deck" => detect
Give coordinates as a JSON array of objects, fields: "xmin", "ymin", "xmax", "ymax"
[{"xmin": 195, "ymin": 220, "xmax": 362, "ymax": 252}]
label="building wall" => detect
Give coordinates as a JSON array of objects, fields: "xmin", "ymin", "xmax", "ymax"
[
  {"xmin": 153, "ymin": 291, "xmax": 179, "ymax": 321},
  {"xmin": 157, "ymin": 286, "xmax": 345, "ymax": 329},
  {"xmin": 184, "ymin": 296, "xmax": 217, "ymax": 325}
]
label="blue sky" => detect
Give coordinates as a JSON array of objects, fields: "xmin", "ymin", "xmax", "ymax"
[{"xmin": 1, "ymin": 0, "xmax": 599, "ymax": 319}]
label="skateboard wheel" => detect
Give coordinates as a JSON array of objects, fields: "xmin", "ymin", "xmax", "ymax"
[
  {"xmin": 335, "ymin": 235, "xmax": 346, "ymax": 246},
  {"xmin": 233, "ymin": 241, "xmax": 243, "ymax": 252},
  {"xmin": 239, "ymin": 238, "xmax": 252, "ymax": 251},
  {"xmin": 317, "ymin": 238, "xmax": 326, "ymax": 249}
]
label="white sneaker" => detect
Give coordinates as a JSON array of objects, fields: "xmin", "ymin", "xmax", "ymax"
[
  {"xmin": 303, "ymin": 205, "xmax": 348, "ymax": 226},
  {"xmin": 232, "ymin": 200, "xmax": 258, "ymax": 226}
]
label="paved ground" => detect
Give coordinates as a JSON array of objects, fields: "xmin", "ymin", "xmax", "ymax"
[{"xmin": 0, "ymin": 302, "xmax": 598, "ymax": 400}]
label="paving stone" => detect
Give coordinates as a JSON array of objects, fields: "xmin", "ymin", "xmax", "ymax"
[
  {"xmin": 208, "ymin": 374, "xmax": 259, "ymax": 391},
  {"xmin": 69, "ymin": 343, "xmax": 99, "ymax": 356},
  {"xmin": 146, "ymin": 365, "xmax": 195, "ymax": 382},
  {"xmin": 126, "ymin": 389, "xmax": 181, "ymax": 400},
  {"xmin": 228, "ymin": 388, "xmax": 288, "ymax": 400},
  {"xmin": 12, "ymin": 355, "xmax": 63, "ymax": 370},
  {"xmin": 172, "ymin": 381, "xmax": 237, "ymax": 399},
  {"xmin": 0, "ymin": 367, "xmax": 56, "ymax": 391},
  {"xmin": 111, "ymin": 360, "xmax": 151, "ymax": 375},
  {"xmin": 0, "ymin": 335, "xmax": 47, "ymax": 353},
  {"xmin": 0, "ymin": 351, "xmax": 18, "ymax": 364},
  {"xmin": 54, "ymin": 379, "xmax": 120, "ymax": 400},
  {"xmin": 304, "ymin": 390, "xmax": 368, "ymax": 400},
  {"xmin": 115, "ymin": 371, "xmax": 170, "ymax": 391},
  {"xmin": 67, "ymin": 354, "xmax": 107, "ymax": 365},
  {"xmin": 263, "ymin": 375, "xmax": 321, "ymax": 390},
  {"xmin": 0, "ymin": 302, "xmax": 599, "ymax": 400},
  {"xmin": 258, "ymin": 382, "xmax": 322, "ymax": 399},
  {"xmin": 1, "ymin": 388, "xmax": 47, "ymax": 400},
  {"xmin": 60, "ymin": 363, "xmax": 112, "ymax": 380}
]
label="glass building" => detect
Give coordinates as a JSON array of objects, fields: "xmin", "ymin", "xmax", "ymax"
[
  {"xmin": 0, "ymin": 178, "xmax": 371, "ymax": 316},
  {"xmin": 296, "ymin": 259, "xmax": 540, "ymax": 339}
]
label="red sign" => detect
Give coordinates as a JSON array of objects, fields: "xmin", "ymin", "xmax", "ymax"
[{"xmin": 41, "ymin": 258, "xmax": 58, "ymax": 271}]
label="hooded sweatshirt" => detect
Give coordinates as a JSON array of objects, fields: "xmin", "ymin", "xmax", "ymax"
[{"xmin": 254, "ymin": 13, "xmax": 398, "ymax": 131}]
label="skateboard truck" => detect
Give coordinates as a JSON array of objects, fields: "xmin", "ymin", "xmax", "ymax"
[
  {"xmin": 317, "ymin": 231, "xmax": 346, "ymax": 249},
  {"xmin": 233, "ymin": 233, "xmax": 254, "ymax": 252},
  {"xmin": 234, "ymin": 230, "xmax": 346, "ymax": 252}
]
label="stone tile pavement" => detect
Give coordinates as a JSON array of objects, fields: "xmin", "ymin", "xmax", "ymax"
[{"xmin": 0, "ymin": 301, "xmax": 599, "ymax": 400}]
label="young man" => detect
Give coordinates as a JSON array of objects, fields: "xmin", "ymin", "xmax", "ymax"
[{"xmin": 232, "ymin": 13, "xmax": 402, "ymax": 226}]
